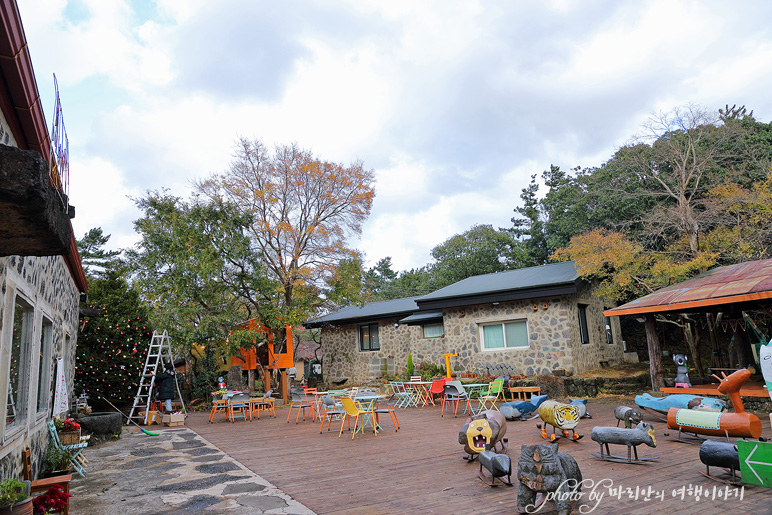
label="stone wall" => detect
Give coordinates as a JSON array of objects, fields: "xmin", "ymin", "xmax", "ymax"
[
  {"xmin": 0, "ymin": 254, "xmax": 80, "ymax": 474},
  {"xmin": 320, "ymin": 287, "xmax": 623, "ymax": 384}
]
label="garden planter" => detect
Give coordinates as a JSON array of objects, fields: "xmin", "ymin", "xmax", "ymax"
[
  {"xmin": 73, "ymin": 412, "xmax": 122, "ymax": 437},
  {"xmin": 0, "ymin": 497, "xmax": 33, "ymax": 515},
  {"xmin": 58, "ymin": 430, "xmax": 80, "ymax": 445}
]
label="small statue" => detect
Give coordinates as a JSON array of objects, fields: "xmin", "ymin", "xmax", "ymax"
[
  {"xmin": 537, "ymin": 400, "xmax": 583, "ymax": 441},
  {"xmin": 458, "ymin": 410, "xmax": 507, "ymax": 459},
  {"xmin": 591, "ymin": 421, "xmax": 658, "ymax": 463},
  {"xmin": 699, "ymin": 439, "xmax": 741, "ymax": 484},
  {"xmin": 218, "ymin": 376, "xmax": 227, "ymax": 389},
  {"xmin": 500, "ymin": 394, "xmax": 547, "ymax": 421},
  {"xmin": 517, "ymin": 443, "xmax": 582, "ymax": 515},
  {"xmin": 613, "ymin": 406, "xmax": 643, "ymax": 428},
  {"xmin": 673, "ymin": 354, "xmax": 691, "ymax": 387},
  {"xmin": 478, "ymin": 450, "xmax": 512, "ymax": 486}
]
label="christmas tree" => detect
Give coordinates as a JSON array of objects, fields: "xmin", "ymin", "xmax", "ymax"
[{"xmin": 75, "ymin": 270, "xmax": 153, "ymax": 408}]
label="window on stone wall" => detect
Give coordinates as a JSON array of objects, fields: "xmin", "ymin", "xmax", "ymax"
[
  {"xmin": 36, "ymin": 317, "xmax": 53, "ymax": 416},
  {"xmin": 578, "ymin": 304, "xmax": 590, "ymax": 344},
  {"xmin": 480, "ymin": 320, "xmax": 528, "ymax": 350},
  {"xmin": 422, "ymin": 322, "xmax": 444, "ymax": 338},
  {"xmin": 359, "ymin": 323, "xmax": 380, "ymax": 351},
  {"xmin": 7, "ymin": 297, "xmax": 33, "ymax": 431}
]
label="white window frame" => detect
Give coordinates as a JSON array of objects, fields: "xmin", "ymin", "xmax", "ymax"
[
  {"xmin": 479, "ymin": 319, "xmax": 530, "ymax": 351},
  {"xmin": 421, "ymin": 322, "xmax": 444, "ymax": 339},
  {"xmin": 35, "ymin": 315, "xmax": 54, "ymax": 421},
  {"xmin": 578, "ymin": 304, "xmax": 590, "ymax": 345},
  {"xmin": 5, "ymin": 295, "xmax": 34, "ymax": 442}
]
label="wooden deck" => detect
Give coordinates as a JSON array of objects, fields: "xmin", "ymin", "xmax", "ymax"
[
  {"xmin": 660, "ymin": 382, "xmax": 770, "ymax": 398},
  {"xmin": 186, "ymin": 396, "xmax": 771, "ymax": 514}
]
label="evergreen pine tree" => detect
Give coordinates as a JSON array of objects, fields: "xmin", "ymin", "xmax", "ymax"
[{"xmin": 75, "ymin": 270, "xmax": 153, "ymax": 409}]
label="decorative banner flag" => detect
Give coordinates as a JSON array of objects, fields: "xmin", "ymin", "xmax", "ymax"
[{"xmin": 52, "ymin": 357, "xmax": 69, "ymax": 416}]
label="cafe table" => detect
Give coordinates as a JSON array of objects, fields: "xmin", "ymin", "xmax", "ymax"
[{"xmin": 403, "ymin": 381, "xmax": 432, "ymax": 407}]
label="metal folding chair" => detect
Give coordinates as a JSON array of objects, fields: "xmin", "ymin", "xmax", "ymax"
[{"xmin": 47, "ymin": 421, "xmax": 87, "ymax": 477}]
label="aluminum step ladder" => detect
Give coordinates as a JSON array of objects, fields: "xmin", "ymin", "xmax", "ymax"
[{"xmin": 126, "ymin": 330, "xmax": 186, "ymax": 425}]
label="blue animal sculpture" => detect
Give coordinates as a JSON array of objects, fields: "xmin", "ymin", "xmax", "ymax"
[
  {"xmin": 500, "ymin": 394, "xmax": 548, "ymax": 421},
  {"xmin": 635, "ymin": 393, "xmax": 725, "ymax": 414},
  {"xmin": 673, "ymin": 354, "xmax": 691, "ymax": 387},
  {"xmin": 569, "ymin": 398, "xmax": 591, "ymax": 418}
]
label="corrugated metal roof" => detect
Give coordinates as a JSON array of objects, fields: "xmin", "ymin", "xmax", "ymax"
[
  {"xmin": 605, "ymin": 258, "xmax": 772, "ymax": 316},
  {"xmin": 304, "ymin": 296, "xmax": 423, "ymax": 327},
  {"xmin": 418, "ymin": 261, "xmax": 579, "ymax": 302}
]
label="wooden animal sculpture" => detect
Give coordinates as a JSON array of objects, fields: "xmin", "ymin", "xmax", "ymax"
[
  {"xmin": 635, "ymin": 393, "xmax": 726, "ymax": 414},
  {"xmin": 459, "ymin": 409, "xmax": 508, "ymax": 459},
  {"xmin": 667, "ymin": 368, "xmax": 762, "ymax": 439},
  {"xmin": 699, "ymin": 439, "xmax": 741, "ymax": 485},
  {"xmin": 590, "ymin": 421, "xmax": 658, "ymax": 463},
  {"xmin": 500, "ymin": 394, "xmax": 547, "ymax": 421},
  {"xmin": 673, "ymin": 353, "xmax": 691, "ymax": 387},
  {"xmin": 614, "ymin": 406, "xmax": 643, "ymax": 428},
  {"xmin": 517, "ymin": 443, "xmax": 582, "ymax": 515},
  {"xmin": 537, "ymin": 400, "xmax": 582, "ymax": 441},
  {"xmin": 478, "ymin": 449, "xmax": 512, "ymax": 486}
]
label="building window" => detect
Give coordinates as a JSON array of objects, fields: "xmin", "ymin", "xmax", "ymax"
[
  {"xmin": 422, "ymin": 323, "xmax": 444, "ymax": 338},
  {"xmin": 480, "ymin": 320, "xmax": 528, "ymax": 350},
  {"xmin": 7, "ymin": 298, "xmax": 33, "ymax": 429},
  {"xmin": 605, "ymin": 316, "xmax": 614, "ymax": 345},
  {"xmin": 359, "ymin": 323, "xmax": 380, "ymax": 351},
  {"xmin": 578, "ymin": 304, "xmax": 590, "ymax": 344},
  {"xmin": 36, "ymin": 317, "xmax": 53, "ymax": 416}
]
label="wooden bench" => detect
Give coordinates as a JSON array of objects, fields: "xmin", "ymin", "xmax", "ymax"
[
  {"xmin": 508, "ymin": 386, "xmax": 541, "ymax": 402},
  {"xmin": 23, "ymin": 447, "xmax": 71, "ymax": 515}
]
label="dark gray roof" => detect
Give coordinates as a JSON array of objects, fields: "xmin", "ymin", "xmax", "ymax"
[
  {"xmin": 304, "ymin": 296, "xmax": 423, "ymax": 328},
  {"xmin": 416, "ymin": 261, "xmax": 580, "ymax": 310},
  {"xmin": 399, "ymin": 311, "xmax": 443, "ymax": 325}
]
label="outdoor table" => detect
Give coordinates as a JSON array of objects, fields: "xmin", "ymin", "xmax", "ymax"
[
  {"xmin": 463, "ymin": 383, "xmax": 488, "ymax": 399},
  {"xmin": 404, "ymin": 381, "xmax": 432, "ymax": 407},
  {"xmin": 352, "ymin": 393, "xmax": 387, "ymax": 434}
]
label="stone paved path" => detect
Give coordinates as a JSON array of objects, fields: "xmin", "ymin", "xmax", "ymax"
[{"xmin": 68, "ymin": 426, "xmax": 315, "ymax": 514}]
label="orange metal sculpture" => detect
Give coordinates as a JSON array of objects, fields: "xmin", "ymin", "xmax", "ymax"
[{"xmin": 666, "ymin": 368, "xmax": 762, "ymax": 439}]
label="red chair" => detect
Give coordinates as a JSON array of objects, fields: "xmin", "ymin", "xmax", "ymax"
[{"xmin": 428, "ymin": 378, "xmax": 448, "ymax": 406}]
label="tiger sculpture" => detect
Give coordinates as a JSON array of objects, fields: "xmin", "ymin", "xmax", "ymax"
[{"xmin": 537, "ymin": 399, "xmax": 583, "ymax": 441}]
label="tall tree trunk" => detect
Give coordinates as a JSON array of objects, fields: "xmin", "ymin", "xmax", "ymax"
[
  {"xmin": 680, "ymin": 315, "xmax": 704, "ymax": 380},
  {"xmin": 733, "ymin": 324, "xmax": 755, "ymax": 369},
  {"xmin": 644, "ymin": 314, "xmax": 664, "ymax": 390},
  {"xmin": 706, "ymin": 313, "xmax": 724, "ymax": 368},
  {"xmin": 247, "ymin": 368, "xmax": 255, "ymax": 393}
]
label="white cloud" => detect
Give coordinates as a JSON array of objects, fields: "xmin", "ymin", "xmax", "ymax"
[{"xmin": 17, "ymin": 0, "xmax": 772, "ymax": 273}]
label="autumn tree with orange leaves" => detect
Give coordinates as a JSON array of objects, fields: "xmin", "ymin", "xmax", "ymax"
[{"xmin": 197, "ymin": 138, "xmax": 376, "ymax": 321}]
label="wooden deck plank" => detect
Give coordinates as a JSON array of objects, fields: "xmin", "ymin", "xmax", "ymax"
[{"xmin": 187, "ymin": 396, "xmax": 771, "ymax": 514}]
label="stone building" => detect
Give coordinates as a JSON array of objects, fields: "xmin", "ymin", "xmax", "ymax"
[
  {"xmin": 0, "ymin": 1, "xmax": 87, "ymax": 477},
  {"xmin": 305, "ymin": 261, "xmax": 622, "ymax": 383}
]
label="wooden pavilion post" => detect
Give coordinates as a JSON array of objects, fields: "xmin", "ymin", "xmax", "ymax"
[{"xmin": 644, "ymin": 314, "xmax": 664, "ymax": 390}]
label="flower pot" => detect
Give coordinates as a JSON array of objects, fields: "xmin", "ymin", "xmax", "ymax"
[
  {"xmin": 59, "ymin": 430, "xmax": 80, "ymax": 445},
  {"xmin": 0, "ymin": 497, "xmax": 33, "ymax": 515},
  {"xmin": 40, "ymin": 470, "xmax": 70, "ymax": 479}
]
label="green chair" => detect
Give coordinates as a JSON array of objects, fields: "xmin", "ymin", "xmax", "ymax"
[{"xmin": 477, "ymin": 378, "xmax": 505, "ymax": 412}]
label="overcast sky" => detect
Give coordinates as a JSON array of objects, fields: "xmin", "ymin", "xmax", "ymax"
[{"xmin": 19, "ymin": 0, "xmax": 772, "ymax": 272}]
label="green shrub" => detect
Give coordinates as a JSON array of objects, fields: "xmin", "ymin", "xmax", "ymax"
[
  {"xmin": 0, "ymin": 478, "xmax": 29, "ymax": 506},
  {"xmin": 406, "ymin": 353, "xmax": 414, "ymax": 378}
]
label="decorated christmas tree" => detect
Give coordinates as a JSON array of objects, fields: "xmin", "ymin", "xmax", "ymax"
[{"xmin": 75, "ymin": 270, "xmax": 154, "ymax": 408}]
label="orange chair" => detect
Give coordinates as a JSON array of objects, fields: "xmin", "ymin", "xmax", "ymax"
[
  {"xmin": 287, "ymin": 390, "xmax": 316, "ymax": 423},
  {"xmin": 251, "ymin": 390, "xmax": 276, "ymax": 419},
  {"xmin": 208, "ymin": 396, "xmax": 228, "ymax": 423}
]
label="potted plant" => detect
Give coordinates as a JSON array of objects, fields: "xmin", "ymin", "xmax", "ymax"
[
  {"xmin": 0, "ymin": 477, "xmax": 32, "ymax": 515},
  {"xmin": 32, "ymin": 485, "xmax": 70, "ymax": 515},
  {"xmin": 42, "ymin": 447, "xmax": 72, "ymax": 478}
]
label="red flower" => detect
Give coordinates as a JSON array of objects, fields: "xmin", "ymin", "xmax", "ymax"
[{"xmin": 33, "ymin": 485, "xmax": 71, "ymax": 515}]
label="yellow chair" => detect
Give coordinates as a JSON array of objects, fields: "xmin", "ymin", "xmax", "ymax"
[{"xmin": 339, "ymin": 397, "xmax": 377, "ymax": 439}]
